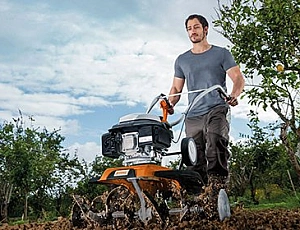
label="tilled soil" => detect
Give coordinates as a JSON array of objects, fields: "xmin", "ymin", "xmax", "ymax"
[{"xmin": 1, "ymin": 208, "xmax": 300, "ymax": 230}]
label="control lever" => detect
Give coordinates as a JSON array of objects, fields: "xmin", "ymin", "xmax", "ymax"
[{"xmin": 159, "ymin": 94, "xmax": 172, "ymax": 122}]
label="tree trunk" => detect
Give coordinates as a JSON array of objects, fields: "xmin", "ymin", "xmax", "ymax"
[
  {"xmin": 280, "ymin": 122, "xmax": 300, "ymax": 183},
  {"xmin": 0, "ymin": 183, "xmax": 13, "ymax": 223},
  {"xmin": 0, "ymin": 202, "xmax": 4, "ymax": 223},
  {"xmin": 2, "ymin": 201, "xmax": 8, "ymax": 223},
  {"xmin": 249, "ymin": 177, "xmax": 259, "ymax": 205},
  {"xmin": 24, "ymin": 193, "xmax": 28, "ymax": 220}
]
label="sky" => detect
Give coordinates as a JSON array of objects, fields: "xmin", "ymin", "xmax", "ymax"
[{"xmin": 0, "ymin": 0, "xmax": 279, "ymax": 164}]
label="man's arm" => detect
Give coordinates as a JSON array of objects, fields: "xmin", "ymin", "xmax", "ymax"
[
  {"xmin": 167, "ymin": 77, "xmax": 185, "ymax": 114},
  {"xmin": 226, "ymin": 66, "xmax": 245, "ymax": 106}
]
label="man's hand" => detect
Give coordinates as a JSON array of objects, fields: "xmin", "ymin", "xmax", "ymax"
[
  {"xmin": 227, "ymin": 96, "xmax": 238, "ymax": 106},
  {"xmin": 167, "ymin": 103, "xmax": 174, "ymax": 114}
]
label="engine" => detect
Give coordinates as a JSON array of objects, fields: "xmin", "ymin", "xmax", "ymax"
[{"xmin": 101, "ymin": 113, "xmax": 173, "ymax": 165}]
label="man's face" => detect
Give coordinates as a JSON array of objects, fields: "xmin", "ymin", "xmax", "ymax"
[{"xmin": 186, "ymin": 18, "xmax": 207, "ymax": 43}]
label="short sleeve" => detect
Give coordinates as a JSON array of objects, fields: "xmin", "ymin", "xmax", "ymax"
[
  {"xmin": 174, "ymin": 56, "xmax": 185, "ymax": 79},
  {"xmin": 222, "ymin": 48, "xmax": 237, "ymax": 71}
]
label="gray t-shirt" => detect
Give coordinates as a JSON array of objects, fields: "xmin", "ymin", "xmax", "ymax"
[{"xmin": 174, "ymin": 45, "xmax": 237, "ymax": 117}]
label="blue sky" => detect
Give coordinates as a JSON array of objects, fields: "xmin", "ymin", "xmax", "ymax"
[{"xmin": 0, "ymin": 0, "xmax": 278, "ymax": 163}]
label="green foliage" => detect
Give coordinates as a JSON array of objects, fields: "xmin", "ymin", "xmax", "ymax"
[
  {"xmin": 91, "ymin": 156, "xmax": 123, "ymax": 176},
  {"xmin": 215, "ymin": 0, "xmax": 300, "ymax": 183},
  {"xmin": 166, "ymin": 156, "xmax": 182, "ymax": 169},
  {"xmin": 229, "ymin": 112, "xmax": 293, "ymax": 202},
  {"xmin": 69, "ymin": 156, "xmax": 123, "ymax": 201},
  {"xmin": 247, "ymin": 192, "xmax": 300, "ymax": 210},
  {"xmin": 0, "ymin": 114, "xmax": 84, "ymax": 220},
  {"xmin": 216, "ymin": 0, "xmax": 299, "ymax": 115},
  {"xmin": 215, "ymin": 0, "xmax": 299, "ymax": 116}
]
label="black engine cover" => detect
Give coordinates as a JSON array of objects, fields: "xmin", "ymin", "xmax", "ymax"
[{"xmin": 102, "ymin": 114, "xmax": 173, "ymax": 158}]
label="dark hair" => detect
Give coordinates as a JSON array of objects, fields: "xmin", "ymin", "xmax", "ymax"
[{"xmin": 185, "ymin": 14, "xmax": 209, "ymax": 30}]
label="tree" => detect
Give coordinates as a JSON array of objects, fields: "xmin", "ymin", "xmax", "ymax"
[
  {"xmin": 0, "ymin": 113, "xmax": 83, "ymax": 220},
  {"xmin": 214, "ymin": 0, "xmax": 300, "ymax": 180},
  {"xmin": 0, "ymin": 122, "xmax": 14, "ymax": 222},
  {"xmin": 72, "ymin": 156, "xmax": 123, "ymax": 201},
  {"xmin": 229, "ymin": 111, "xmax": 291, "ymax": 203}
]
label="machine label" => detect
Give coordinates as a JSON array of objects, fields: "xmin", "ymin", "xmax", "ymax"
[
  {"xmin": 139, "ymin": 136, "xmax": 152, "ymax": 143},
  {"xmin": 114, "ymin": 169, "xmax": 130, "ymax": 176}
]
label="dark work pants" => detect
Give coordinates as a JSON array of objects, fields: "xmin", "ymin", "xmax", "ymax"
[{"xmin": 185, "ymin": 105, "xmax": 230, "ymax": 184}]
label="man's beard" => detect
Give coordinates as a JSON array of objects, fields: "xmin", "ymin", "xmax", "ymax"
[{"xmin": 190, "ymin": 33, "xmax": 205, "ymax": 43}]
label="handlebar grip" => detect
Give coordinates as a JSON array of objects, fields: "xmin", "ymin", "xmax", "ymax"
[
  {"xmin": 217, "ymin": 89, "xmax": 231, "ymax": 101},
  {"xmin": 160, "ymin": 100, "xmax": 169, "ymax": 122},
  {"xmin": 159, "ymin": 94, "xmax": 174, "ymax": 122},
  {"xmin": 160, "ymin": 93, "xmax": 172, "ymax": 107},
  {"xmin": 165, "ymin": 98, "xmax": 172, "ymax": 108}
]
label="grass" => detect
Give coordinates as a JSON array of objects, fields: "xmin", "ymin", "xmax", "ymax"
[{"xmin": 247, "ymin": 195, "xmax": 300, "ymax": 210}]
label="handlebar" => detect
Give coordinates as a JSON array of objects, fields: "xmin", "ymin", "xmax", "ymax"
[
  {"xmin": 146, "ymin": 85, "xmax": 230, "ymax": 127},
  {"xmin": 170, "ymin": 85, "xmax": 230, "ymax": 127}
]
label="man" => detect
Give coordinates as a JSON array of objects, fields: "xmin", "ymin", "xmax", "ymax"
[{"xmin": 167, "ymin": 14, "xmax": 245, "ymax": 219}]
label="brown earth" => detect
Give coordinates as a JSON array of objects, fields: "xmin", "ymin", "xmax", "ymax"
[{"xmin": 1, "ymin": 208, "xmax": 300, "ymax": 230}]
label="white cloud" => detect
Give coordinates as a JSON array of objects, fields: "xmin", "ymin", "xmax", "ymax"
[
  {"xmin": 231, "ymin": 97, "xmax": 279, "ymax": 122},
  {"xmin": 67, "ymin": 141, "xmax": 100, "ymax": 163}
]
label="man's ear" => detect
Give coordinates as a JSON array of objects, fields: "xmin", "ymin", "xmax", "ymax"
[{"xmin": 204, "ymin": 26, "xmax": 208, "ymax": 36}]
